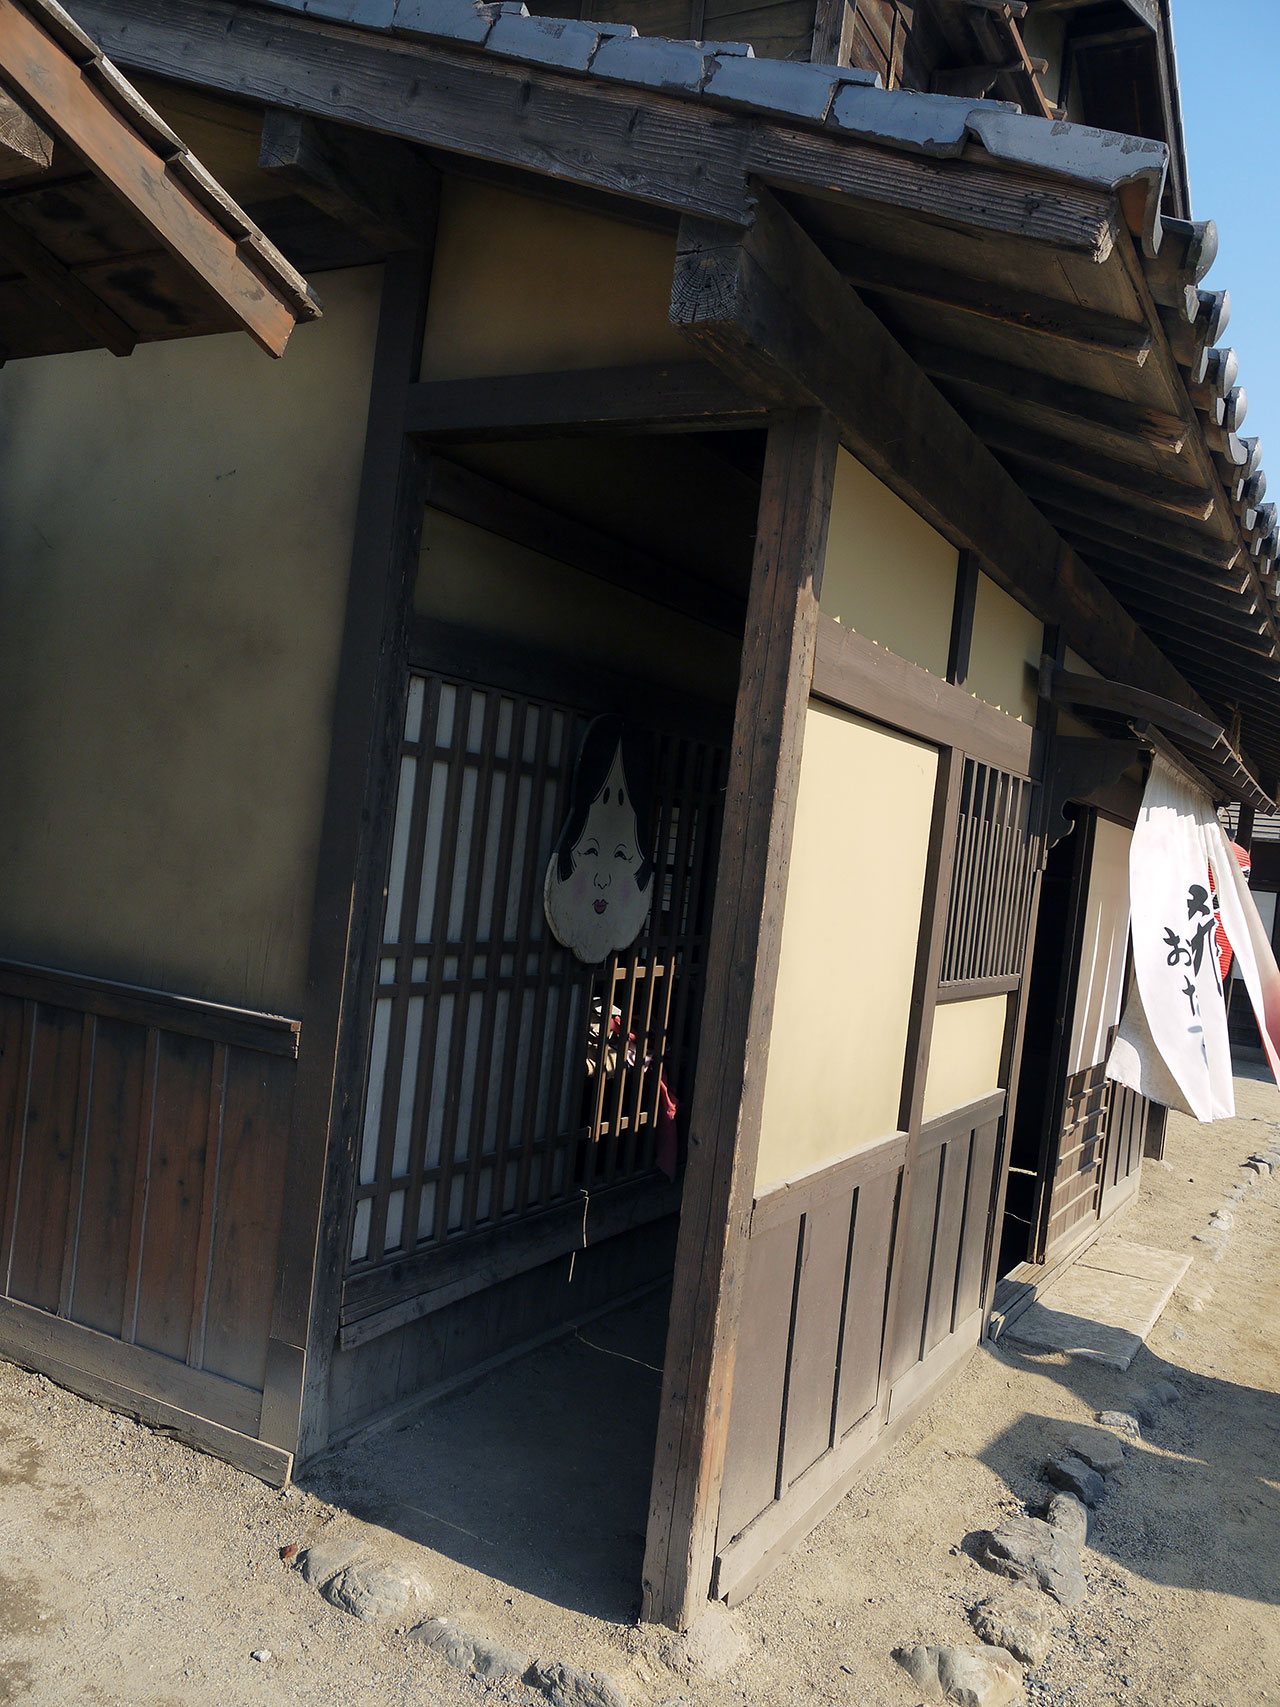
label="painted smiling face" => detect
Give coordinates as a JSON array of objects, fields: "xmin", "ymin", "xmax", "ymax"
[{"xmin": 544, "ymin": 719, "xmax": 654, "ymax": 964}]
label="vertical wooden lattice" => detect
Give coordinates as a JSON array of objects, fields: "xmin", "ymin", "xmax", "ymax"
[
  {"xmin": 348, "ymin": 671, "xmax": 725, "ymax": 1273},
  {"xmin": 940, "ymin": 759, "xmax": 1040, "ymax": 986}
]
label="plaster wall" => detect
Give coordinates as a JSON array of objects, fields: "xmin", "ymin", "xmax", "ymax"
[
  {"xmin": 420, "ymin": 178, "xmax": 685, "ymax": 382},
  {"xmin": 0, "ymin": 265, "xmax": 383, "ymax": 1014},
  {"xmin": 754, "ymin": 701, "xmax": 937, "ymax": 1192},
  {"xmin": 922, "ymin": 994, "xmax": 1008, "ymax": 1123}
]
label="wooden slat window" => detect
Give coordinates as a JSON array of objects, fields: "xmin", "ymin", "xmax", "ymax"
[
  {"xmin": 940, "ymin": 758, "xmax": 1040, "ymax": 987},
  {"xmin": 347, "ymin": 670, "xmax": 726, "ymax": 1274}
]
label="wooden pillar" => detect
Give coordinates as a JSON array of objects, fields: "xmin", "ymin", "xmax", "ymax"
[
  {"xmin": 641, "ymin": 408, "xmax": 839, "ymax": 1629},
  {"xmin": 258, "ymin": 245, "xmax": 435, "ymax": 1462}
]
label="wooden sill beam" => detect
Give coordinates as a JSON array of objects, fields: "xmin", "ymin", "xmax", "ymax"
[
  {"xmin": 669, "ymin": 186, "xmax": 1214, "ymax": 722},
  {"xmin": 819, "ymin": 240, "xmax": 1152, "ymax": 365},
  {"xmin": 422, "ymin": 453, "xmax": 746, "ymax": 636},
  {"xmin": 404, "ymin": 361, "xmax": 765, "ymax": 440}
]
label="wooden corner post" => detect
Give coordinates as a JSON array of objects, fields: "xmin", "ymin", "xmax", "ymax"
[
  {"xmin": 641, "ymin": 407, "xmax": 838, "ymax": 1628},
  {"xmin": 258, "ymin": 241, "xmax": 436, "ymax": 1465}
]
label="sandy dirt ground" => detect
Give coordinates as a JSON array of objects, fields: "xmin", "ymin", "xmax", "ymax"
[{"xmin": 2, "ymin": 1066, "xmax": 1279, "ymax": 1707}]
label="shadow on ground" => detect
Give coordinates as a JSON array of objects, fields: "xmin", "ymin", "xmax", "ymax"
[
  {"xmin": 300, "ymin": 1285, "xmax": 671, "ymax": 1622},
  {"xmin": 974, "ymin": 1336, "xmax": 1280, "ymax": 1606}
]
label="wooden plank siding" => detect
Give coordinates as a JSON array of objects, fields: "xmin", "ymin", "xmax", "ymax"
[{"xmin": 0, "ymin": 960, "xmax": 297, "ymax": 1479}]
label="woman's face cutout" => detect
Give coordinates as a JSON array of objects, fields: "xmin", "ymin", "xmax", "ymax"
[{"xmin": 544, "ymin": 742, "xmax": 653, "ymax": 963}]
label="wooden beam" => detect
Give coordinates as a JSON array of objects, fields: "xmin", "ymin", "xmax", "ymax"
[
  {"xmin": 259, "ymin": 108, "xmax": 438, "ymax": 253},
  {"xmin": 903, "ymin": 336, "xmax": 1188, "ymax": 455},
  {"xmin": 1046, "ymin": 512, "xmax": 1251, "ymax": 594},
  {"xmin": 1017, "ymin": 470, "xmax": 1240, "ymax": 571},
  {"xmin": 73, "ymin": 0, "xmax": 1120, "ymax": 258},
  {"xmin": 0, "ymin": 204, "xmax": 135, "ymax": 354},
  {"xmin": 72, "ymin": 0, "xmax": 754, "ymax": 226},
  {"xmin": 403, "ymin": 361, "xmax": 764, "ymax": 440},
  {"xmin": 813, "ymin": 614, "xmax": 1035, "ymax": 776},
  {"xmin": 817, "ymin": 240, "xmax": 1152, "ymax": 364},
  {"xmin": 974, "ymin": 412, "xmax": 1214, "ymax": 521},
  {"xmin": 0, "ymin": 0, "xmax": 300, "ymax": 355},
  {"xmin": 422, "ymin": 453, "xmax": 746, "ymax": 636},
  {"xmin": 0, "ymin": 86, "xmax": 53, "ymax": 180},
  {"xmin": 643, "ymin": 410, "xmax": 839, "ymax": 1630},
  {"xmin": 260, "ymin": 250, "xmax": 434, "ymax": 1462},
  {"xmin": 669, "ymin": 186, "xmax": 1214, "ymax": 722}
]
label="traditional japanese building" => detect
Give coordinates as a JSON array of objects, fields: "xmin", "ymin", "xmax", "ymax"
[{"xmin": 1, "ymin": 0, "xmax": 1276, "ymax": 1630}]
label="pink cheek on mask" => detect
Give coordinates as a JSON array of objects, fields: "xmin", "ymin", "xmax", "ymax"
[
  {"xmin": 573, "ymin": 872, "xmax": 588, "ymax": 901},
  {"xmin": 619, "ymin": 876, "xmax": 635, "ymax": 900}
]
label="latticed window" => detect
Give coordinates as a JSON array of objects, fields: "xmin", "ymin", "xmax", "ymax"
[
  {"xmin": 348, "ymin": 670, "xmax": 726, "ymax": 1274},
  {"xmin": 941, "ymin": 759, "xmax": 1041, "ymax": 987}
]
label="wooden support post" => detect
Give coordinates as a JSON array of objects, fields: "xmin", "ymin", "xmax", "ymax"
[
  {"xmin": 642, "ymin": 409, "xmax": 838, "ymax": 1629},
  {"xmin": 258, "ymin": 244, "xmax": 435, "ymax": 1462}
]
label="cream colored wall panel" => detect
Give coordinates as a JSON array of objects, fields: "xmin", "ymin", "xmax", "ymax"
[
  {"xmin": 0, "ymin": 266, "xmax": 384, "ymax": 1014},
  {"xmin": 415, "ymin": 507, "xmax": 740, "ymax": 700},
  {"xmin": 967, "ymin": 572, "xmax": 1042, "ymax": 723},
  {"xmin": 420, "ymin": 178, "xmax": 685, "ymax": 382},
  {"xmin": 818, "ymin": 448, "xmax": 959, "ymax": 677},
  {"xmin": 1068, "ymin": 817, "xmax": 1132, "ymax": 1075},
  {"xmin": 922, "ymin": 995, "xmax": 1009, "ymax": 1124},
  {"xmin": 754, "ymin": 703, "xmax": 937, "ymax": 1193}
]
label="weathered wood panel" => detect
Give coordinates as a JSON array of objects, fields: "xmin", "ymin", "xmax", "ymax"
[
  {"xmin": 717, "ymin": 1130, "xmax": 905, "ymax": 1551},
  {"xmin": 0, "ymin": 960, "xmax": 297, "ymax": 1470}
]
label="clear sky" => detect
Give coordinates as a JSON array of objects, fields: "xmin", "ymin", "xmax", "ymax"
[{"xmin": 1173, "ymin": 0, "xmax": 1280, "ymax": 453}]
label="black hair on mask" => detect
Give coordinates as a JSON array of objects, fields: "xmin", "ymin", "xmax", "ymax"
[{"xmin": 554, "ymin": 714, "xmax": 655, "ymax": 888}]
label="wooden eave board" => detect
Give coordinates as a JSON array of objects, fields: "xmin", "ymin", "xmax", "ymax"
[
  {"xmin": 791, "ymin": 186, "xmax": 1280, "ymax": 772},
  {"xmin": 0, "ymin": 0, "xmax": 316, "ymax": 357}
]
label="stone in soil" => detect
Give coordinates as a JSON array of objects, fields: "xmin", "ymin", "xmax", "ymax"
[
  {"xmin": 893, "ymin": 1642, "xmax": 1023, "ymax": 1706},
  {"xmin": 978, "ymin": 1515, "xmax": 1086, "ymax": 1607},
  {"xmin": 1096, "ymin": 1410, "xmax": 1141, "ymax": 1441},
  {"xmin": 527, "ymin": 1659, "xmax": 630, "ymax": 1707},
  {"xmin": 970, "ymin": 1591, "xmax": 1054, "ymax": 1666},
  {"xmin": 408, "ymin": 1618, "xmax": 530, "ymax": 1682},
  {"xmin": 1044, "ymin": 1455, "xmax": 1106, "ymax": 1507},
  {"xmin": 296, "ymin": 1539, "xmax": 363, "ymax": 1588},
  {"xmin": 322, "ymin": 1561, "xmax": 431, "ymax": 1623},
  {"xmin": 1062, "ymin": 1426, "xmax": 1125, "ymax": 1474},
  {"xmin": 1130, "ymin": 1380, "xmax": 1179, "ymax": 1424},
  {"xmin": 1043, "ymin": 1491, "xmax": 1089, "ymax": 1548}
]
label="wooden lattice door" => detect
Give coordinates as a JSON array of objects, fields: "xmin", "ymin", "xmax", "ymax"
[{"xmin": 346, "ymin": 667, "xmax": 726, "ymax": 1290}]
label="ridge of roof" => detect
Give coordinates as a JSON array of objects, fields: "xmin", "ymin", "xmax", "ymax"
[{"xmin": 14, "ymin": 0, "xmax": 322, "ymax": 324}]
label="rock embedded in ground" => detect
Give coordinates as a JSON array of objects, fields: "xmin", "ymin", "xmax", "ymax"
[
  {"xmin": 1131, "ymin": 1380, "xmax": 1179, "ymax": 1424},
  {"xmin": 1063, "ymin": 1427, "xmax": 1125, "ymax": 1475},
  {"xmin": 1096, "ymin": 1409, "xmax": 1141, "ymax": 1441},
  {"xmin": 970, "ymin": 1591, "xmax": 1054, "ymax": 1666},
  {"xmin": 1044, "ymin": 1491, "xmax": 1089, "ymax": 1548},
  {"xmin": 408, "ymin": 1617, "xmax": 530, "ymax": 1682},
  {"xmin": 527, "ymin": 1658, "xmax": 630, "ymax": 1707},
  {"xmin": 322, "ymin": 1561, "xmax": 430, "ymax": 1623},
  {"xmin": 1208, "ymin": 1210, "xmax": 1235, "ymax": 1230},
  {"xmin": 978, "ymin": 1515, "xmax": 1086, "ymax": 1607},
  {"xmin": 1044, "ymin": 1455, "xmax": 1106, "ymax": 1508},
  {"xmin": 893, "ymin": 1642, "xmax": 1024, "ymax": 1706},
  {"xmin": 296, "ymin": 1539, "xmax": 363, "ymax": 1588}
]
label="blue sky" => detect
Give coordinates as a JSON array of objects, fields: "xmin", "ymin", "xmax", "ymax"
[{"xmin": 1173, "ymin": 1, "xmax": 1280, "ymax": 451}]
